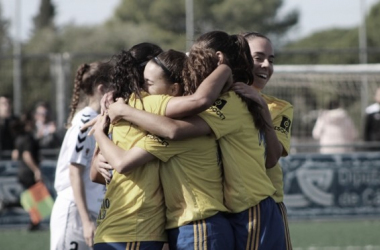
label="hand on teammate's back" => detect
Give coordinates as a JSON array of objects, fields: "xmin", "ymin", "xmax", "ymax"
[
  {"xmin": 232, "ymin": 82, "xmax": 264, "ymax": 107},
  {"xmin": 100, "ymin": 91, "xmax": 114, "ymax": 114},
  {"xmin": 95, "ymin": 152, "xmax": 113, "ymax": 182},
  {"xmin": 107, "ymin": 98, "xmax": 128, "ymax": 124}
]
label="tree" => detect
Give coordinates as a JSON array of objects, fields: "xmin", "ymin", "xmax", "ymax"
[
  {"xmin": 365, "ymin": 1, "xmax": 380, "ymax": 63},
  {"xmin": 19, "ymin": 0, "xmax": 57, "ymax": 112},
  {"xmin": 0, "ymin": 4, "xmax": 11, "ymax": 54},
  {"xmin": 278, "ymin": 1, "xmax": 380, "ymax": 64},
  {"xmin": 33, "ymin": 0, "xmax": 56, "ymax": 32},
  {"xmin": 277, "ymin": 28, "xmax": 359, "ymax": 64},
  {"xmin": 0, "ymin": 4, "xmax": 13, "ymax": 98},
  {"xmin": 211, "ymin": 0, "xmax": 298, "ymax": 37},
  {"xmin": 111, "ymin": 0, "xmax": 299, "ymax": 51}
]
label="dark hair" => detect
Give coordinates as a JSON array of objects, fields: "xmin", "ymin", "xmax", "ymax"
[
  {"xmin": 0, "ymin": 94, "xmax": 11, "ymax": 100},
  {"xmin": 192, "ymin": 31, "xmax": 254, "ymax": 84},
  {"xmin": 151, "ymin": 49, "xmax": 187, "ymax": 90},
  {"xmin": 34, "ymin": 101, "xmax": 50, "ymax": 116},
  {"xmin": 190, "ymin": 30, "xmax": 268, "ymax": 130},
  {"xmin": 241, "ymin": 31, "xmax": 272, "ymax": 43},
  {"xmin": 111, "ymin": 42, "xmax": 163, "ymax": 103},
  {"xmin": 183, "ymin": 48, "xmax": 219, "ymax": 95},
  {"xmin": 67, "ymin": 60, "xmax": 113, "ymax": 127},
  {"xmin": 327, "ymin": 99, "xmax": 340, "ymax": 110},
  {"xmin": 11, "ymin": 112, "xmax": 34, "ymax": 136}
]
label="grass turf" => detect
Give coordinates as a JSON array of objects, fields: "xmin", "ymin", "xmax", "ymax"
[{"xmin": 1, "ymin": 219, "xmax": 380, "ymax": 250}]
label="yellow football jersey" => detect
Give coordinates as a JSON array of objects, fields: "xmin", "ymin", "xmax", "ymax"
[
  {"xmin": 262, "ymin": 93, "xmax": 293, "ymax": 203},
  {"xmin": 94, "ymin": 93, "xmax": 171, "ymax": 243},
  {"xmin": 198, "ymin": 91, "xmax": 276, "ymax": 213},
  {"xmin": 136, "ymin": 131, "xmax": 228, "ymax": 229}
]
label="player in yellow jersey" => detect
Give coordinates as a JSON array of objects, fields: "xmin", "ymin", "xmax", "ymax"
[
  {"xmin": 99, "ymin": 31, "xmax": 286, "ymax": 250},
  {"xmin": 90, "ymin": 49, "xmax": 235, "ymax": 250},
  {"xmin": 232, "ymin": 31, "xmax": 294, "ymax": 250},
  {"xmin": 89, "ymin": 43, "xmax": 168, "ymax": 250}
]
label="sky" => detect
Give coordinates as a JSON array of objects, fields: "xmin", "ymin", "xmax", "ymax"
[{"xmin": 0, "ymin": 0, "xmax": 379, "ymax": 42}]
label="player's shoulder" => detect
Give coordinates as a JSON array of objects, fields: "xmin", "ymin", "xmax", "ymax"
[
  {"xmin": 72, "ymin": 107, "xmax": 98, "ymax": 127},
  {"xmin": 262, "ymin": 93, "xmax": 293, "ymax": 110}
]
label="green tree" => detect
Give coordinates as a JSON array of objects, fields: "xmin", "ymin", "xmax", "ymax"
[
  {"xmin": 0, "ymin": 4, "xmax": 11, "ymax": 54},
  {"xmin": 111, "ymin": 0, "xmax": 299, "ymax": 51},
  {"xmin": 19, "ymin": 0, "xmax": 58, "ymax": 112},
  {"xmin": 278, "ymin": 28, "xmax": 359, "ymax": 64},
  {"xmin": 0, "ymin": 4, "xmax": 13, "ymax": 98},
  {"xmin": 365, "ymin": 1, "xmax": 380, "ymax": 63},
  {"xmin": 211, "ymin": 0, "xmax": 298, "ymax": 36},
  {"xmin": 33, "ymin": 0, "xmax": 56, "ymax": 32},
  {"xmin": 278, "ymin": 1, "xmax": 380, "ymax": 64}
]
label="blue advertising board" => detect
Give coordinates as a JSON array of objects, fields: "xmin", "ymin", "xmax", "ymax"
[
  {"xmin": 1, "ymin": 152, "xmax": 380, "ymax": 226},
  {"xmin": 281, "ymin": 152, "xmax": 380, "ymax": 219}
]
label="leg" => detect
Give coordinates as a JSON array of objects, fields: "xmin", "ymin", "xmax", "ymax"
[
  {"xmin": 58, "ymin": 204, "xmax": 95, "ymax": 250},
  {"xmin": 50, "ymin": 196, "xmax": 70, "ymax": 250}
]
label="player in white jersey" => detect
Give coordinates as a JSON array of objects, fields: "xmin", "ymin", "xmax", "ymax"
[{"xmin": 50, "ymin": 61, "xmax": 113, "ymax": 250}]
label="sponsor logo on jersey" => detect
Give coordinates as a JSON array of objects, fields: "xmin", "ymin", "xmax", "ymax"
[
  {"xmin": 274, "ymin": 116, "xmax": 291, "ymax": 135},
  {"xmin": 209, "ymin": 99, "xmax": 227, "ymax": 120}
]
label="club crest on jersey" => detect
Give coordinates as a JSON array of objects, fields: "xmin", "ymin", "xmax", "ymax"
[
  {"xmin": 275, "ymin": 116, "xmax": 291, "ymax": 135},
  {"xmin": 209, "ymin": 99, "xmax": 226, "ymax": 120}
]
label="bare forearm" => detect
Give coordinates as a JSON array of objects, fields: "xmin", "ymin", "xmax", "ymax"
[
  {"xmin": 120, "ymin": 110, "xmax": 211, "ymax": 140},
  {"xmin": 69, "ymin": 165, "xmax": 91, "ymax": 225},
  {"xmin": 120, "ymin": 108, "xmax": 179, "ymax": 139},
  {"xmin": 22, "ymin": 151, "xmax": 39, "ymax": 172},
  {"xmin": 261, "ymin": 104, "xmax": 282, "ymax": 168},
  {"xmin": 90, "ymin": 151, "xmax": 106, "ymax": 185},
  {"xmin": 93, "ymin": 130, "xmax": 148, "ymax": 173},
  {"xmin": 166, "ymin": 64, "xmax": 232, "ymax": 118}
]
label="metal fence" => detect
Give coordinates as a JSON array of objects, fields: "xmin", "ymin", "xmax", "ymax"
[
  {"xmin": 0, "ymin": 53, "xmax": 112, "ymax": 131},
  {"xmin": 265, "ymin": 64, "xmax": 380, "ymax": 153}
]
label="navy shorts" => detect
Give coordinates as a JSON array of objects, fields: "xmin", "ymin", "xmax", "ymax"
[
  {"xmin": 94, "ymin": 241, "xmax": 164, "ymax": 250},
  {"xmin": 227, "ymin": 197, "xmax": 286, "ymax": 250},
  {"xmin": 167, "ymin": 212, "xmax": 234, "ymax": 250}
]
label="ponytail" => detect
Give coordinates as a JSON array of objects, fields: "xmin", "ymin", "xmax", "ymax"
[{"xmin": 66, "ymin": 63, "xmax": 89, "ymax": 128}]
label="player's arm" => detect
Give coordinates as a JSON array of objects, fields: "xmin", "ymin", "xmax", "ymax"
[
  {"xmin": 22, "ymin": 150, "xmax": 42, "ymax": 182},
  {"xmin": 89, "ymin": 147, "xmax": 107, "ymax": 185},
  {"xmin": 90, "ymin": 113, "xmax": 156, "ymax": 173},
  {"xmin": 83, "ymin": 65, "xmax": 229, "ymax": 140},
  {"xmin": 273, "ymin": 105, "xmax": 293, "ymax": 157},
  {"xmin": 105, "ymin": 102, "xmax": 212, "ymax": 140},
  {"xmin": 107, "ymin": 64, "xmax": 231, "ymax": 124},
  {"xmin": 261, "ymin": 103, "xmax": 283, "ymax": 168},
  {"xmin": 232, "ymin": 82, "xmax": 282, "ymax": 168},
  {"xmin": 164, "ymin": 64, "xmax": 232, "ymax": 118},
  {"xmin": 69, "ymin": 163, "xmax": 96, "ymax": 247}
]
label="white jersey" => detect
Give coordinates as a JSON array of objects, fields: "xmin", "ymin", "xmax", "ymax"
[{"xmin": 53, "ymin": 106, "xmax": 103, "ymax": 214}]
